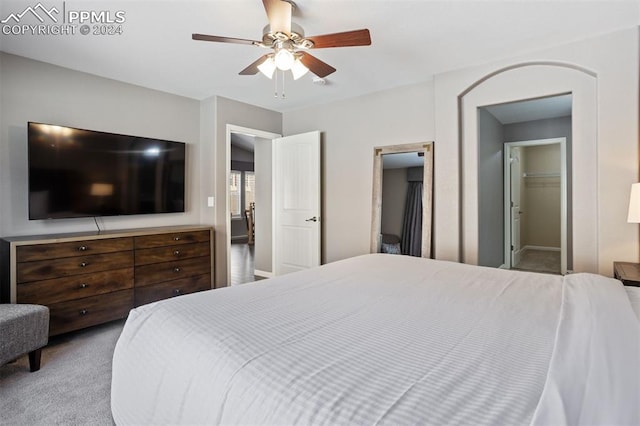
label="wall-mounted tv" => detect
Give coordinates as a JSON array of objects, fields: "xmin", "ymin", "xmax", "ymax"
[{"xmin": 28, "ymin": 122, "xmax": 186, "ymax": 220}]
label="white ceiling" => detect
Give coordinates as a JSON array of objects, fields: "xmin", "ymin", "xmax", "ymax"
[{"xmin": 1, "ymin": 1, "xmax": 638, "ymax": 113}]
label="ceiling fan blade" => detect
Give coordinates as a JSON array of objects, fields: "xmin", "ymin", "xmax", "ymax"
[
  {"xmin": 307, "ymin": 29, "xmax": 371, "ymax": 48},
  {"xmin": 262, "ymin": 0, "xmax": 292, "ymax": 35},
  {"xmin": 192, "ymin": 33, "xmax": 259, "ymax": 46},
  {"xmin": 298, "ymin": 52, "xmax": 336, "ymax": 78},
  {"xmin": 239, "ymin": 55, "xmax": 270, "ymax": 75}
]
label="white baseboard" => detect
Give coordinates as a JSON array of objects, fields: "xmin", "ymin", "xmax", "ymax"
[
  {"xmin": 254, "ymin": 269, "xmax": 273, "ymax": 278},
  {"xmin": 522, "ymin": 245, "xmax": 560, "ymax": 252}
]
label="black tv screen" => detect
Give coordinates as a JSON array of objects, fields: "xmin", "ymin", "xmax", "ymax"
[{"xmin": 28, "ymin": 122, "xmax": 186, "ymax": 220}]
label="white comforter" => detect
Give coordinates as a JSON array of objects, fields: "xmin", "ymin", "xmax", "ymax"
[{"xmin": 111, "ymin": 254, "xmax": 639, "ymax": 425}]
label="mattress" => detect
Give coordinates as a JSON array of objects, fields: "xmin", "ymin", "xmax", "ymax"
[{"xmin": 111, "ymin": 254, "xmax": 639, "ymax": 425}]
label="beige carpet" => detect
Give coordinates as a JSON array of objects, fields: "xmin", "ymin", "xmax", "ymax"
[
  {"xmin": 513, "ymin": 249, "xmax": 561, "ymax": 274},
  {"xmin": 0, "ymin": 320, "xmax": 124, "ymax": 425}
]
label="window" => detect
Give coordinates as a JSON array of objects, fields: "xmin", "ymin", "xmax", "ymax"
[
  {"xmin": 230, "ymin": 170, "xmax": 256, "ymax": 218},
  {"xmin": 245, "ymin": 171, "xmax": 255, "ymax": 211},
  {"xmin": 229, "ymin": 171, "xmax": 242, "ymax": 217}
]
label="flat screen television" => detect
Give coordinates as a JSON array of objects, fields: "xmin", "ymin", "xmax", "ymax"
[{"xmin": 28, "ymin": 122, "xmax": 186, "ymax": 220}]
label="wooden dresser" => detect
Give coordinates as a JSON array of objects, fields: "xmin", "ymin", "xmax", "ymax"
[{"xmin": 0, "ymin": 225, "xmax": 214, "ymax": 336}]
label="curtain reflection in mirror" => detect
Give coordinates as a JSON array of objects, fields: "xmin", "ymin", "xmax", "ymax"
[{"xmin": 401, "ymin": 170, "xmax": 423, "ymax": 256}]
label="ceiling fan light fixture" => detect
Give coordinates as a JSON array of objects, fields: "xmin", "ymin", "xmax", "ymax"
[
  {"xmin": 257, "ymin": 56, "xmax": 276, "ymax": 79},
  {"xmin": 274, "ymin": 47, "xmax": 295, "ymax": 70},
  {"xmin": 291, "ymin": 58, "xmax": 309, "ymax": 80}
]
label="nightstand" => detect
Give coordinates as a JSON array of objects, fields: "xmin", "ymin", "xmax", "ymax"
[{"xmin": 613, "ymin": 262, "xmax": 640, "ymax": 287}]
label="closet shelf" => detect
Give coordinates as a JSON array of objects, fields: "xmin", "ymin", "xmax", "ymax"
[{"xmin": 522, "ymin": 172, "xmax": 561, "ymax": 178}]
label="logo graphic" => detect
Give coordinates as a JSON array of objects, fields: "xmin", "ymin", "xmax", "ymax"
[
  {"xmin": 2, "ymin": 2, "xmax": 126, "ymax": 36},
  {"xmin": 1, "ymin": 2, "xmax": 59, "ymax": 24}
]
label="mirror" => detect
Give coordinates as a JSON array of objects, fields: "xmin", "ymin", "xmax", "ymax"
[{"xmin": 371, "ymin": 142, "xmax": 434, "ymax": 257}]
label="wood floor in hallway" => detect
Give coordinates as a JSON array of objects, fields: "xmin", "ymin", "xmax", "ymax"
[{"xmin": 230, "ymin": 241, "xmax": 264, "ymax": 285}]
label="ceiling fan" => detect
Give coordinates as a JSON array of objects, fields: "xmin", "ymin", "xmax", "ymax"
[{"xmin": 192, "ymin": 0, "xmax": 371, "ymax": 80}]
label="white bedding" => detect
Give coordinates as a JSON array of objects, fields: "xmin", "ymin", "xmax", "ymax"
[
  {"xmin": 111, "ymin": 254, "xmax": 639, "ymax": 425},
  {"xmin": 627, "ymin": 286, "xmax": 640, "ymax": 321}
]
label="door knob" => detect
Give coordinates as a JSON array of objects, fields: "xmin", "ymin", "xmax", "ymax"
[{"xmin": 305, "ymin": 216, "xmax": 318, "ymax": 222}]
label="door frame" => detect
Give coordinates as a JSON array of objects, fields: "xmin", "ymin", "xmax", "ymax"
[
  {"xmin": 226, "ymin": 124, "xmax": 281, "ymax": 285},
  {"xmin": 508, "ymin": 146, "xmax": 524, "ymax": 268},
  {"xmin": 503, "ymin": 137, "xmax": 567, "ymax": 274}
]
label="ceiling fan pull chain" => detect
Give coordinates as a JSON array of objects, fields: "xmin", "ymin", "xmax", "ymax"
[
  {"xmin": 281, "ymin": 70, "xmax": 286, "ymax": 99},
  {"xmin": 273, "ymin": 70, "xmax": 285, "ymax": 99},
  {"xmin": 274, "ymin": 72, "xmax": 278, "ymax": 98}
]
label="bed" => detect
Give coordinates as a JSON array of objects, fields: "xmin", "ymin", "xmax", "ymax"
[{"xmin": 111, "ymin": 254, "xmax": 639, "ymax": 425}]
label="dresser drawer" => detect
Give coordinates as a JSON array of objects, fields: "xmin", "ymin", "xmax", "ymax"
[
  {"xmin": 17, "ymin": 268, "xmax": 134, "ymax": 305},
  {"xmin": 17, "ymin": 251, "xmax": 133, "ymax": 283},
  {"xmin": 134, "ymin": 230, "xmax": 210, "ymax": 249},
  {"xmin": 135, "ymin": 256, "xmax": 211, "ymax": 287},
  {"xmin": 135, "ymin": 242, "xmax": 210, "ymax": 266},
  {"xmin": 134, "ymin": 274, "xmax": 211, "ymax": 307},
  {"xmin": 17, "ymin": 237, "xmax": 133, "ymax": 262},
  {"xmin": 49, "ymin": 289, "xmax": 134, "ymax": 336}
]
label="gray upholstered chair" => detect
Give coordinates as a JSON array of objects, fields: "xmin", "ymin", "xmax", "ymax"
[{"xmin": 0, "ymin": 304, "xmax": 49, "ymax": 372}]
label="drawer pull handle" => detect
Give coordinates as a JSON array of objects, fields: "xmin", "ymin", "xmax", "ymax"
[
  {"xmin": 79, "ymin": 283, "xmax": 89, "ymax": 289},
  {"xmin": 78, "ymin": 246, "xmax": 88, "ymax": 251},
  {"xmin": 173, "ymin": 289, "xmax": 182, "ymax": 296},
  {"xmin": 174, "ymin": 250, "xmax": 181, "ymax": 256},
  {"xmin": 80, "ymin": 262, "xmax": 88, "ymax": 268},
  {"xmin": 80, "ymin": 309, "xmax": 88, "ymax": 316},
  {"xmin": 174, "ymin": 236, "xmax": 181, "ymax": 241},
  {"xmin": 173, "ymin": 267, "xmax": 181, "ymax": 273}
]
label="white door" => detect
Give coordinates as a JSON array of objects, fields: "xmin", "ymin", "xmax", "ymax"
[
  {"xmin": 274, "ymin": 131, "xmax": 321, "ymax": 275},
  {"xmin": 510, "ymin": 148, "xmax": 522, "ymax": 267}
]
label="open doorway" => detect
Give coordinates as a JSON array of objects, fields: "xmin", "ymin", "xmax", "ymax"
[
  {"xmin": 504, "ymin": 139, "xmax": 567, "ymax": 274},
  {"xmin": 226, "ymin": 126, "xmax": 322, "ymax": 284},
  {"xmin": 229, "ymin": 133, "xmax": 256, "ymax": 285},
  {"xmin": 227, "ymin": 126, "xmax": 280, "ymax": 285},
  {"xmin": 477, "ymin": 94, "xmax": 572, "ymax": 274}
]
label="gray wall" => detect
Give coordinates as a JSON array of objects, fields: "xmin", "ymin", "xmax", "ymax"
[
  {"xmin": 477, "ymin": 108, "xmax": 505, "ymax": 267},
  {"xmin": 381, "ymin": 168, "xmax": 408, "ymax": 239},
  {"xmin": 0, "ymin": 53, "xmax": 201, "ymax": 237},
  {"xmin": 198, "ymin": 97, "xmax": 216, "ymax": 233},
  {"xmin": 213, "ymin": 96, "xmax": 281, "ymax": 286},
  {"xmin": 254, "ymin": 137, "xmax": 273, "ymax": 274}
]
